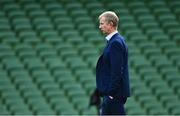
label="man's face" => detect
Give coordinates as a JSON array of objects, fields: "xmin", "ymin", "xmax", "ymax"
[{"xmin": 99, "ymin": 17, "xmax": 111, "ymax": 35}]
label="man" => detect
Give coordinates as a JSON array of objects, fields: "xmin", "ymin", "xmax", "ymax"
[{"xmin": 96, "ymin": 11, "xmax": 130, "ymax": 115}]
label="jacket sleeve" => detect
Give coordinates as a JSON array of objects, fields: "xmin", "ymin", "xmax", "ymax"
[{"xmin": 107, "ymin": 41, "xmax": 124, "ymax": 96}]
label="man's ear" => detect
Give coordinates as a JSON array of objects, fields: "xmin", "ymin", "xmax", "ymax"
[{"xmin": 109, "ymin": 21, "xmax": 114, "ymax": 27}]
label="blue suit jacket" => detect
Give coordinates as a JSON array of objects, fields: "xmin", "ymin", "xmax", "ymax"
[{"xmin": 96, "ymin": 33, "xmax": 130, "ymax": 98}]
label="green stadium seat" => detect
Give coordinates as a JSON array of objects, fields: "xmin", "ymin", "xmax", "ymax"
[
  {"xmin": 81, "ymin": 106, "xmax": 97, "ymax": 115},
  {"xmin": 159, "ymin": 66, "xmax": 178, "ymax": 76},
  {"xmin": 49, "ymin": 8, "xmax": 66, "ymax": 19},
  {"xmin": 6, "ymin": 100, "xmax": 31, "ymax": 115},
  {"xmin": 15, "ymin": 43, "xmax": 36, "ymax": 59},
  {"xmin": 39, "ymin": 30, "xmax": 59, "ymax": 39},
  {"xmin": 107, "ymin": 1, "xmax": 126, "ymax": 11},
  {"xmin": 20, "ymin": 38, "xmax": 40, "ymax": 45},
  {"xmin": 149, "ymin": 81, "xmax": 174, "ymax": 100},
  {"xmin": 134, "ymin": 86, "xmax": 152, "ymax": 99},
  {"xmin": 74, "ymin": 69, "xmax": 96, "ymax": 94},
  {"xmin": 121, "ymin": 23, "xmax": 137, "ymax": 36},
  {"xmin": 167, "ymin": 27, "xmax": 180, "ymax": 37},
  {"xmin": 55, "ymin": 23, "xmax": 74, "ymax": 35},
  {"xmin": 37, "ymin": 48, "xmax": 57, "ymax": 59},
  {"xmin": 164, "ymin": 46, "xmax": 180, "ymax": 57},
  {"xmin": 23, "ymin": 57, "xmax": 45, "ymax": 71},
  {"xmin": 63, "ymin": 82, "xmax": 83, "ymax": 94},
  {"xmin": 49, "ymin": 96, "xmax": 75, "ymax": 114},
  {"xmin": 76, "ymin": 70, "xmax": 95, "ymax": 92},
  {"xmin": 1, "ymin": 85, "xmax": 31, "ymax": 114},
  {"xmin": 0, "ymin": 44, "xmax": 15, "ymax": 59},
  {"xmin": 59, "ymin": 49, "xmax": 78, "ymax": 60},
  {"xmin": 44, "ymin": 89, "xmax": 64, "ymax": 101},
  {"xmin": 0, "ymin": 64, "xmax": 3, "ymax": 70},
  {"xmin": 30, "ymin": 68, "xmax": 51, "ymax": 80},
  {"xmin": 2, "ymin": 58, "xmax": 24, "ymax": 72},
  {"xmin": 38, "ymin": 80, "xmax": 59, "ymax": 92},
  {"xmin": 42, "ymin": 35, "xmax": 63, "ymax": 44},
  {"xmin": 8, "ymin": 66, "xmax": 27, "ymax": 77},
  {"xmin": 44, "ymin": 56, "xmax": 66, "ymax": 70},
  {"xmin": 43, "ymin": 1, "xmax": 63, "ymax": 10},
  {"xmin": 0, "ymin": 10, "xmax": 6, "ymax": 17},
  {"xmin": 150, "ymin": 55, "xmax": 171, "ymax": 67},
  {"xmin": 168, "ymin": 1, "xmax": 180, "ymax": 16},
  {"xmin": 143, "ymin": 47, "xmax": 162, "ymax": 59},
  {"xmin": 120, "ymin": 14, "xmax": 134, "ymax": 24},
  {"xmin": 32, "ymin": 17, "xmax": 52, "ymax": 27},
  {"xmin": 53, "ymin": 15, "xmax": 70, "ymax": 24},
  {"xmin": 55, "ymin": 75, "xmax": 76, "ymax": 87},
  {"xmin": 12, "ymin": 17, "xmax": 32, "ymax": 31},
  {"xmin": 17, "ymin": 29, "xmax": 36, "ymax": 38},
  {"xmin": 27, "ymin": 7, "xmax": 46, "ymax": 18},
  {"xmin": 160, "ymin": 16, "xmax": 178, "ymax": 28},
  {"xmin": 10, "ymin": 73, "xmax": 31, "ymax": 85},
  {"xmin": 127, "ymin": 106, "xmax": 147, "ymax": 115},
  {"xmin": 76, "ymin": 71, "xmax": 95, "ymax": 83},
  {"xmin": 7, "ymin": 10, "xmax": 25, "ymax": 19},
  {"xmin": 58, "ymin": 108, "xmax": 78, "ymax": 115},
  {"xmin": 64, "ymin": 34, "xmax": 83, "ymax": 45},
  {"xmin": 79, "ymin": 46, "xmax": 97, "ymax": 58},
  {"xmin": 1, "ymin": 34, "xmax": 19, "ymax": 44},
  {"xmin": 148, "ymin": 106, "xmax": 168, "ymax": 114},
  {"xmin": 65, "ymin": 56, "xmax": 87, "ymax": 70},
  {"xmin": 171, "ymin": 106, "xmax": 180, "ymax": 115},
  {"xmin": 0, "ymin": 102, "xmax": 10, "ymax": 115},
  {"xmin": 83, "ymin": 82, "xmax": 96, "ymax": 95},
  {"xmin": 74, "ymin": 16, "xmax": 92, "ymax": 27},
  {"xmin": 67, "ymin": 5, "xmax": 86, "ymax": 19},
  {"xmin": 82, "ymin": 30, "xmax": 102, "ymax": 44},
  {"xmin": 68, "ymin": 88, "xmax": 87, "ymax": 100},
  {"xmin": 0, "ymin": 26, "xmax": 16, "ymax": 38},
  {"xmin": 169, "ymin": 80, "xmax": 180, "ymax": 93},
  {"xmin": 72, "ymin": 96, "xmax": 89, "ymax": 112},
  {"xmin": 125, "ymin": 97, "xmax": 146, "ymax": 115},
  {"xmin": 172, "ymin": 32, "xmax": 180, "ymax": 42},
  {"xmin": 27, "ymin": 97, "xmax": 54, "ymax": 115},
  {"xmin": 138, "ymin": 15, "xmax": 157, "ymax": 28},
  {"xmin": 35, "ymin": 43, "xmax": 54, "ymax": 51},
  {"xmin": 0, "ymin": 19, "xmax": 11, "ymax": 33},
  {"xmin": 78, "ymin": 23, "xmax": 95, "ymax": 33},
  {"xmin": 52, "ymin": 66, "xmax": 71, "ymax": 77},
  {"xmin": 131, "ymin": 55, "xmax": 150, "ymax": 69},
  {"xmin": 155, "ymin": 86, "xmax": 175, "ymax": 100},
  {"xmin": 164, "ymin": 100, "xmax": 180, "ymax": 114},
  {"xmin": 85, "ymin": 54, "xmax": 99, "ymax": 68},
  {"xmin": 138, "ymin": 40, "xmax": 156, "ymax": 50},
  {"xmin": 84, "ymin": 1, "xmax": 104, "ymax": 16},
  {"xmin": 17, "ymin": 83, "xmax": 38, "ymax": 98},
  {"xmin": 142, "ymin": 74, "xmax": 160, "ymax": 85}
]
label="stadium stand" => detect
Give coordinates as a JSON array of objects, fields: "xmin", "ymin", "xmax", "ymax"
[{"xmin": 0, "ymin": 0, "xmax": 180, "ymax": 115}]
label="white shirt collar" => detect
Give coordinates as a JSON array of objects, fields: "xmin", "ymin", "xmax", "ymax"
[{"xmin": 105, "ymin": 30, "xmax": 118, "ymax": 41}]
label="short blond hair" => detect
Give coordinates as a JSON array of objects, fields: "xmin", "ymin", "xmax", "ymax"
[{"xmin": 99, "ymin": 11, "xmax": 119, "ymax": 29}]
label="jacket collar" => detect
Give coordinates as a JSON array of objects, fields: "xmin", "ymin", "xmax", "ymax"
[{"xmin": 105, "ymin": 31, "xmax": 118, "ymax": 41}]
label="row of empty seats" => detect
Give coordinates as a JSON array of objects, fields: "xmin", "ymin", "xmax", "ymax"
[{"xmin": 0, "ymin": 0, "xmax": 180, "ymax": 115}]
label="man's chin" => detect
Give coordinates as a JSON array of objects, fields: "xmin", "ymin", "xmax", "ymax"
[{"xmin": 102, "ymin": 31, "xmax": 108, "ymax": 35}]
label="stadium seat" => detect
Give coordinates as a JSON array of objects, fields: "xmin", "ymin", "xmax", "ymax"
[
  {"xmin": 125, "ymin": 97, "xmax": 147, "ymax": 114},
  {"xmin": 0, "ymin": 102, "xmax": 10, "ymax": 115},
  {"xmin": 50, "ymin": 97, "xmax": 78, "ymax": 115}
]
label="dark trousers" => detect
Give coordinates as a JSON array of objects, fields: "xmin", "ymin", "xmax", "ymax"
[{"xmin": 100, "ymin": 96, "xmax": 127, "ymax": 115}]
